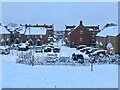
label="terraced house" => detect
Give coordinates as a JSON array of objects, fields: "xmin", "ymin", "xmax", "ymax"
[
  {"xmin": 0, "ymin": 23, "xmax": 54, "ymax": 46},
  {"xmin": 19, "ymin": 24, "xmax": 54, "ymax": 45}
]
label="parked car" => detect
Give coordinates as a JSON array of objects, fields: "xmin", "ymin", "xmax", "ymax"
[
  {"xmin": 80, "ymin": 47, "xmax": 91, "ymax": 53},
  {"xmin": 12, "ymin": 44, "xmax": 19, "ymax": 49},
  {"xmin": 85, "ymin": 48, "xmax": 98, "ymax": 54},
  {"xmin": 91, "ymin": 50, "xmax": 107, "ymax": 56},
  {"xmin": 53, "ymin": 47, "xmax": 60, "ymax": 53},
  {"xmin": 0, "ymin": 46, "xmax": 10, "ymax": 55},
  {"xmin": 44, "ymin": 46, "xmax": 52, "ymax": 52},
  {"xmin": 35, "ymin": 46, "xmax": 43, "ymax": 53},
  {"xmin": 72, "ymin": 53, "xmax": 84, "ymax": 63},
  {"xmin": 18, "ymin": 43, "xmax": 30, "ymax": 51},
  {"xmin": 76, "ymin": 45, "xmax": 86, "ymax": 50}
]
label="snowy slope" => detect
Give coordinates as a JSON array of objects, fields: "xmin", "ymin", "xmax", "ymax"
[{"xmin": 2, "ymin": 54, "xmax": 118, "ymax": 88}]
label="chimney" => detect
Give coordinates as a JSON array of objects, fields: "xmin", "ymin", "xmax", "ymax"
[{"xmin": 80, "ymin": 21, "xmax": 83, "ymax": 25}]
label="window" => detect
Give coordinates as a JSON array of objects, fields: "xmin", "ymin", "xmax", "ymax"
[
  {"xmin": 92, "ymin": 35, "xmax": 95, "ymax": 38},
  {"xmin": 35, "ymin": 35, "xmax": 38, "ymax": 38},
  {"xmin": 80, "ymin": 31, "xmax": 83, "ymax": 34},
  {"xmin": 92, "ymin": 32, "xmax": 95, "ymax": 34},
  {"xmin": 32, "ymin": 35, "xmax": 35, "ymax": 38},
  {"xmin": 92, "ymin": 39, "xmax": 95, "ymax": 41},
  {"xmin": 40, "ymin": 35, "xmax": 43, "ymax": 38},
  {"xmin": 80, "ymin": 38, "xmax": 83, "ymax": 42}
]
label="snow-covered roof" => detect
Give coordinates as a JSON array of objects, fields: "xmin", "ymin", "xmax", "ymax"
[
  {"xmin": 25, "ymin": 27, "xmax": 47, "ymax": 35},
  {"xmin": 6, "ymin": 38, "xmax": 10, "ymax": 41},
  {"xmin": 93, "ymin": 50, "xmax": 107, "ymax": 54},
  {"xmin": 66, "ymin": 28, "xmax": 74, "ymax": 31},
  {"xmin": 96, "ymin": 26, "xmax": 119, "ymax": 37},
  {"xmin": 1, "ymin": 39, "xmax": 5, "ymax": 42},
  {"xmin": 19, "ymin": 43, "xmax": 28, "ymax": 48},
  {"xmin": 0, "ymin": 46, "xmax": 9, "ymax": 49},
  {"xmin": 48, "ymin": 37, "xmax": 53, "ymax": 39},
  {"xmin": 0, "ymin": 25, "xmax": 10, "ymax": 34},
  {"xmin": 96, "ymin": 41, "xmax": 99, "ymax": 44},
  {"xmin": 89, "ymin": 28, "xmax": 94, "ymax": 31}
]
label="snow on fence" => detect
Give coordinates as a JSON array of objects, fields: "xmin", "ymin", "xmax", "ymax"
[{"xmin": 16, "ymin": 53, "xmax": 120, "ymax": 66}]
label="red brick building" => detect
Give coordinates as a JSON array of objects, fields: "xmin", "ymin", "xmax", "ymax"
[
  {"xmin": 19, "ymin": 24, "xmax": 54, "ymax": 45},
  {"xmin": 65, "ymin": 21, "xmax": 100, "ymax": 47}
]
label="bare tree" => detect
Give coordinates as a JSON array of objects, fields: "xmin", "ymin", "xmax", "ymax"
[{"xmin": 102, "ymin": 23, "xmax": 117, "ymax": 30}]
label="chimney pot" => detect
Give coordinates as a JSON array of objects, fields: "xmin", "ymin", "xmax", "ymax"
[{"xmin": 80, "ymin": 21, "xmax": 83, "ymax": 25}]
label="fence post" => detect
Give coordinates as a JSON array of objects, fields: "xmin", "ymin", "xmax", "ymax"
[
  {"xmin": 90, "ymin": 57, "xmax": 94, "ymax": 71},
  {"xmin": 32, "ymin": 55, "xmax": 34, "ymax": 66}
]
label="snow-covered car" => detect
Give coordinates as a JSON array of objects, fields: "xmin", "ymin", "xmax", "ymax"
[
  {"xmin": 44, "ymin": 46, "xmax": 52, "ymax": 53},
  {"xmin": 44, "ymin": 46, "xmax": 60, "ymax": 59},
  {"xmin": 53, "ymin": 47, "xmax": 60, "ymax": 53},
  {"xmin": 18, "ymin": 43, "xmax": 30, "ymax": 58},
  {"xmin": 18, "ymin": 43, "xmax": 30, "ymax": 51},
  {"xmin": 85, "ymin": 48, "xmax": 98, "ymax": 54},
  {"xmin": 11, "ymin": 44, "xmax": 19, "ymax": 49},
  {"xmin": 76, "ymin": 45, "xmax": 86, "ymax": 50},
  {"xmin": 35, "ymin": 46, "xmax": 43, "ymax": 53},
  {"xmin": 0, "ymin": 46, "xmax": 10, "ymax": 55},
  {"xmin": 80, "ymin": 47, "xmax": 91, "ymax": 53},
  {"xmin": 72, "ymin": 53, "xmax": 84, "ymax": 63},
  {"xmin": 91, "ymin": 50, "xmax": 107, "ymax": 56}
]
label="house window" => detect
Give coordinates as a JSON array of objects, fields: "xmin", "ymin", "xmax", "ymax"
[
  {"xmin": 40, "ymin": 35, "xmax": 43, "ymax": 38},
  {"xmin": 34, "ymin": 35, "xmax": 37, "ymax": 38},
  {"xmin": 92, "ymin": 39, "xmax": 95, "ymax": 41},
  {"xmin": 92, "ymin": 35, "xmax": 95, "ymax": 38},
  {"xmin": 80, "ymin": 38, "xmax": 83, "ymax": 42},
  {"xmin": 32, "ymin": 35, "xmax": 35, "ymax": 38},
  {"xmin": 92, "ymin": 32, "xmax": 95, "ymax": 34},
  {"xmin": 80, "ymin": 31, "xmax": 83, "ymax": 34}
]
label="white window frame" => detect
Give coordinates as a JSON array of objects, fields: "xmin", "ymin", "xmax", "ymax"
[
  {"xmin": 80, "ymin": 38, "xmax": 83, "ymax": 42},
  {"xmin": 80, "ymin": 30, "xmax": 83, "ymax": 34}
]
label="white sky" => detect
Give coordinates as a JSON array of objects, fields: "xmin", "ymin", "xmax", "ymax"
[{"xmin": 2, "ymin": 2, "xmax": 118, "ymax": 30}]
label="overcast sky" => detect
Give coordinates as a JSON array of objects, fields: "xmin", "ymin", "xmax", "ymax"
[{"xmin": 2, "ymin": 2, "xmax": 118, "ymax": 30}]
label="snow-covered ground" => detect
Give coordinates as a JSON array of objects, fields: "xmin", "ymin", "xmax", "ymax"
[
  {"xmin": 1, "ymin": 48, "xmax": 118, "ymax": 88},
  {"xmin": 0, "ymin": 55, "xmax": 2, "ymax": 89}
]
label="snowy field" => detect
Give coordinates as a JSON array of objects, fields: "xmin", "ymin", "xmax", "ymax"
[{"xmin": 1, "ymin": 49, "xmax": 118, "ymax": 88}]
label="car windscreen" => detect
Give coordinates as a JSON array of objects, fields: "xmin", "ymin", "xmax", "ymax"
[
  {"xmin": 44, "ymin": 48, "xmax": 51, "ymax": 52},
  {"xmin": 53, "ymin": 48, "xmax": 60, "ymax": 53}
]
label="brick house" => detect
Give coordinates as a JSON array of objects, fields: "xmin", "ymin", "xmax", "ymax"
[
  {"xmin": 96, "ymin": 26, "xmax": 120, "ymax": 54},
  {"xmin": 19, "ymin": 24, "xmax": 54, "ymax": 45},
  {"xmin": 0, "ymin": 23, "xmax": 54, "ymax": 46},
  {"xmin": 65, "ymin": 21, "xmax": 100, "ymax": 47}
]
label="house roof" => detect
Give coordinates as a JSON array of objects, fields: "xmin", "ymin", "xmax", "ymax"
[
  {"xmin": 25, "ymin": 27, "xmax": 47, "ymax": 35},
  {"xmin": 96, "ymin": 26, "xmax": 119, "ymax": 37},
  {"xmin": 0, "ymin": 25, "xmax": 10, "ymax": 34},
  {"xmin": 85, "ymin": 26, "xmax": 99, "ymax": 29},
  {"xmin": 65, "ymin": 25, "xmax": 76, "ymax": 29},
  {"xmin": 68, "ymin": 25, "xmax": 87, "ymax": 35}
]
